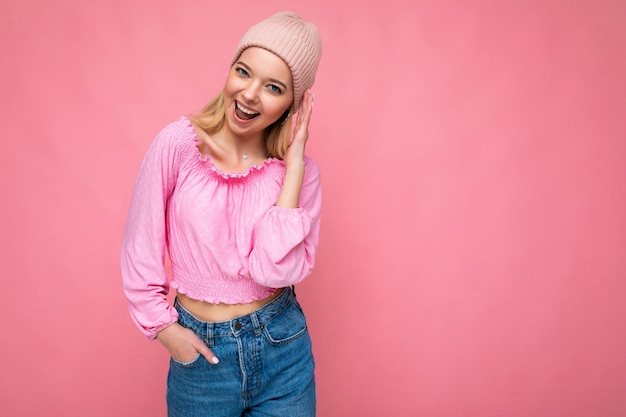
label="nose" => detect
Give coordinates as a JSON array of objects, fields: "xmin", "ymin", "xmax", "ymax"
[{"xmin": 242, "ymin": 82, "xmax": 261, "ymax": 102}]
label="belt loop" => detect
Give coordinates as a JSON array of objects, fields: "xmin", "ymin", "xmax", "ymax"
[
  {"xmin": 251, "ymin": 312, "xmax": 262, "ymax": 336},
  {"xmin": 291, "ymin": 284, "xmax": 296, "ymax": 296},
  {"xmin": 206, "ymin": 322, "xmax": 215, "ymax": 348}
]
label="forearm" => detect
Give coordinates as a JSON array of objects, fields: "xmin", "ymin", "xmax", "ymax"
[{"xmin": 275, "ymin": 159, "xmax": 305, "ymax": 208}]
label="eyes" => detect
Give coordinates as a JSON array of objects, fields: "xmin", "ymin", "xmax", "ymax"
[{"xmin": 235, "ymin": 67, "xmax": 284, "ymax": 94}]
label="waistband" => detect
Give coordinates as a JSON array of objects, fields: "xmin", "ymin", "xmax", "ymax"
[{"xmin": 174, "ymin": 286, "xmax": 296, "ymax": 345}]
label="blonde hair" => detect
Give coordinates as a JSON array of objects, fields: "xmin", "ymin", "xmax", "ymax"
[{"xmin": 188, "ymin": 91, "xmax": 293, "ymax": 160}]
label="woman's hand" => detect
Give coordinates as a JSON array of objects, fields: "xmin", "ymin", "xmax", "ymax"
[
  {"xmin": 276, "ymin": 90, "xmax": 314, "ymax": 208},
  {"xmin": 283, "ymin": 89, "xmax": 314, "ymax": 169},
  {"xmin": 157, "ymin": 322, "xmax": 219, "ymax": 365}
]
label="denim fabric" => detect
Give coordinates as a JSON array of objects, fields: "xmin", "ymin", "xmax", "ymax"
[{"xmin": 166, "ymin": 287, "xmax": 316, "ymax": 417}]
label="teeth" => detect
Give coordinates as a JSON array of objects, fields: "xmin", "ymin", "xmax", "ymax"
[{"xmin": 236, "ymin": 102, "xmax": 258, "ymax": 115}]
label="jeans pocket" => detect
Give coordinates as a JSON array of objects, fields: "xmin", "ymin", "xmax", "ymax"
[
  {"xmin": 262, "ymin": 300, "xmax": 308, "ymax": 346},
  {"xmin": 171, "ymin": 353, "xmax": 202, "ymax": 368}
]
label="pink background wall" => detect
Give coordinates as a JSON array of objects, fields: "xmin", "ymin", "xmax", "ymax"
[{"xmin": 1, "ymin": 0, "xmax": 625, "ymax": 416}]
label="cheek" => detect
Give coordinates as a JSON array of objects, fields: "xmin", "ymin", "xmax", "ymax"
[
  {"xmin": 265, "ymin": 105, "xmax": 289, "ymax": 123},
  {"xmin": 223, "ymin": 77, "xmax": 238, "ymax": 97},
  {"xmin": 223, "ymin": 71, "xmax": 246, "ymax": 94},
  {"xmin": 267, "ymin": 95, "xmax": 293, "ymax": 118}
]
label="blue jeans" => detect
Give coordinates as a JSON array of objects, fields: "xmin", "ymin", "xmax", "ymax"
[{"xmin": 167, "ymin": 287, "xmax": 316, "ymax": 417}]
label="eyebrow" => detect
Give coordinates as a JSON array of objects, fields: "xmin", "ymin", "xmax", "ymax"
[{"xmin": 236, "ymin": 61, "xmax": 289, "ymax": 91}]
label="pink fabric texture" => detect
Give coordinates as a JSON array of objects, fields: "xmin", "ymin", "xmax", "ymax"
[{"xmin": 120, "ymin": 117, "xmax": 322, "ymax": 339}]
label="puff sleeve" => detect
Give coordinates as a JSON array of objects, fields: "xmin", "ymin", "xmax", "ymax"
[{"xmin": 248, "ymin": 156, "xmax": 322, "ymax": 287}]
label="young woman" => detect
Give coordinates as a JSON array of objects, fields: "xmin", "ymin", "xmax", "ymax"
[{"xmin": 121, "ymin": 11, "xmax": 322, "ymax": 417}]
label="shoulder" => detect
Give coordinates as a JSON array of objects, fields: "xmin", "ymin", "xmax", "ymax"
[
  {"xmin": 304, "ymin": 155, "xmax": 320, "ymax": 173},
  {"xmin": 154, "ymin": 117, "xmax": 195, "ymax": 144},
  {"xmin": 138, "ymin": 117, "xmax": 198, "ymax": 171},
  {"xmin": 147, "ymin": 116, "xmax": 197, "ymax": 157},
  {"xmin": 303, "ymin": 155, "xmax": 321, "ymax": 183}
]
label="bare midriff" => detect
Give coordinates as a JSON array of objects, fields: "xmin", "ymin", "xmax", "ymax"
[{"xmin": 177, "ymin": 288, "xmax": 285, "ymax": 323}]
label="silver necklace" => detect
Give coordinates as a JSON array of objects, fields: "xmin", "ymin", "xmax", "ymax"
[{"xmin": 242, "ymin": 153, "xmax": 249, "ymax": 160}]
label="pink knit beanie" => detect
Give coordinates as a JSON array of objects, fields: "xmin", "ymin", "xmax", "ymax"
[{"xmin": 231, "ymin": 11, "xmax": 322, "ymax": 112}]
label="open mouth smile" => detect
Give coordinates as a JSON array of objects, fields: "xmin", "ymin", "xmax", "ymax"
[{"xmin": 235, "ymin": 101, "xmax": 260, "ymax": 121}]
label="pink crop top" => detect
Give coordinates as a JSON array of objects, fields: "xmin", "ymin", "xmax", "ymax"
[{"xmin": 120, "ymin": 117, "xmax": 322, "ymax": 339}]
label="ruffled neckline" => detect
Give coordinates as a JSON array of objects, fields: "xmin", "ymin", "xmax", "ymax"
[{"xmin": 182, "ymin": 116, "xmax": 281, "ymax": 180}]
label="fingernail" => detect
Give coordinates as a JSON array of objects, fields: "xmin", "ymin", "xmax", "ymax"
[{"xmin": 212, "ymin": 357, "xmax": 219, "ymax": 364}]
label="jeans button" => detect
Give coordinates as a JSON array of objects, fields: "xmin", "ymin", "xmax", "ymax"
[{"xmin": 234, "ymin": 322, "xmax": 243, "ymax": 331}]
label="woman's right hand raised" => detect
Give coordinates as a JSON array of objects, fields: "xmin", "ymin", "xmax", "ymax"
[{"xmin": 157, "ymin": 322, "xmax": 219, "ymax": 364}]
